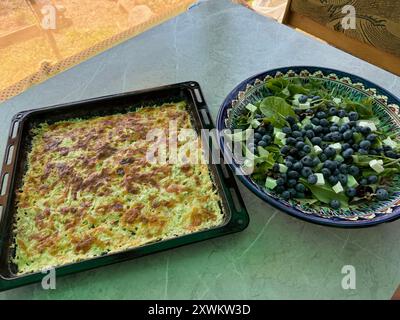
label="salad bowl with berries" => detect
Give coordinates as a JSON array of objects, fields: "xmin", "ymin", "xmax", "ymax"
[{"xmin": 217, "ymin": 67, "xmax": 400, "ymax": 227}]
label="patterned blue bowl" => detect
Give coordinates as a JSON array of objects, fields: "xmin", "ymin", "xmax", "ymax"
[{"xmin": 217, "ymin": 66, "xmax": 400, "ymax": 227}]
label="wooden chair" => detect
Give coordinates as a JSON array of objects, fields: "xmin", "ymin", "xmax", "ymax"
[{"xmin": 282, "ymin": 0, "xmax": 400, "ymax": 76}]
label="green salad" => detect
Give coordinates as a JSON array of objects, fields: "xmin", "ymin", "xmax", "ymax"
[{"xmin": 232, "ymin": 77, "xmax": 400, "ymax": 210}]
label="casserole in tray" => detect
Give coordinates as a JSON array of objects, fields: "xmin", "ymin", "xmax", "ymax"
[{"xmin": 0, "ymin": 82, "xmax": 249, "ymax": 291}]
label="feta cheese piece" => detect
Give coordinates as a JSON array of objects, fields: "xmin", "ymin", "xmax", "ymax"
[
  {"xmin": 314, "ymin": 145, "xmax": 323, "ymax": 154},
  {"xmin": 358, "ymin": 120, "xmax": 377, "ymax": 132},
  {"xmin": 251, "ymin": 119, "xmax": 261, "ymax": 128},
  {"xmin": 332, "ymin": 182, "xmax": 344, "ymax": 193},
  {"xmin": 245, "ymin": 103, "xmax": 257, "ymax": 112},
  {"xmin": 333, "ymin": 97, "xmax": 342, "ymax": 105},
  {"xmin": 315, "ymin": 173, "xmax": 325, "ymax": 186},
  {"xmin": 330, "ymin": 116, "xmax": 341, "ymax": 124},
  {"xmin": 383, "ymin": 137, "xmax": 398, "ymax": 149},
  {"xmin": 347, "ymin": 175, "xmax": 359, "ymax": 188},
  {"xmin": 265, "ymin": 177, "xmax": 277, "ymax": 190},
  {"xmin": 279, "ymin": 164, "xmax": 288, "ymax": 173},
  {"xmin": 369, "ymin": 159, "xmax": 384, "ymax": 173},
  {"xmin": 275, "ymin": 132, "xmax": 286, "ymax": 140},
  {"xmin": 330, "ymin": 143, "xmax": 342, "ymax": 151},
  {"xmin": 340, "ymin": 117, "xmax": 350, "ymax": 124}
]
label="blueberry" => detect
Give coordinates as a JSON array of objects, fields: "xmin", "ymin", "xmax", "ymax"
[
  {"xmin": 360, "ymin": 140, "xmax": 371, "ymax": 150},
  {"xmin": 386, "ymin": 151, "xmax": 398, "ymax": 159},
  {"xmin": 329, "ymin": 107, "xmax": 337, "ymax": 116},
  {"xmin": 286, "ymin": 137, "xmax": 296, "ymax": 145},
  {"xmin": 296, "ymin": 136, "xmax": 304, "ymax": 142},
  {"xmin": 308, "ymin": 174, "xmax": 318, "ymax": 184},
  {"xmin": 298, "ymin": 95, "xmax": 308, "ymax": 104},
  {"xmin": 339, "ymin": 164, "xmax": 348, "ymax": 174},
  {"xmin": 288, "ymin": 170, "xmax": 300, "ymax": 179},
  {"xmin": 292, "ymin": 131, "xmax": 302, "ymax": 138},
  {"xmin": 255, "ymin": 114, "xmax": 263, "ymax": 119},
  {"xmin": 286, "ymin": 116, "xmax": 296, "ymax": 125},
  {"xmin": 367, "ymin": 175, "xmax": 378, "ymax": 184},
  {"xmin": 296, "ymin": 141, "xmax": 305, "ymax": 150},
  {"xmin": 262, "ymin": 135, "xmax": 271, "ymax": 144},
  {"xmin": 352, "ymin": 144, "xmax": 359, "ymax": 151},
  {"xmin": 275, "ymin": 186, "xmax": 285, "ymax": 194},
  {"xmin": 348, "ymin": 165, "xmax": 360, "ymax": 176},
  {"xmin": 292, "ymin": 124, "xmax": 300, "ymax": 131},
  {"xmin": 331, "ymin": 132, "xmax": 342, "ymax": 142},
  {"xmin": 342, "ymin": 148, "xmax": 354, "ymax": 159},
  {"xmin": 320, "ymin": 119, "xmax": 329, "ymax": 127},
  {"xmin": 333, "ymin": 169, "xmax": 340, "ymax": 176},
  {"xmin": 360, "ymin": 126, "xmax": 371, "ymax": 135},
  {"xmin": 339, "ymin": 174, "xmax": 347, "ymax": 185},
  {"xmin": 312, "ymin": 157, "xmax": 321, "ymax": 167},
  {"xmin": 324, "ymin": 147, "xmax": 336, "ymax": 157},
  {"xmin": 330, "ymin": 126, "xmax": 339, "ymax": 132},
  {"xmin": 304, "ymin": 124, "xmax": 313, "ymax": 130},
  {"xmin": 342, "ymin": 143, "xmax": 351, "ymax": 151},
  {"xmin": 311, "ymin": 136, "xmax": 322, "ymax": 145},
  {"xmin": 330, "ymin": 200, "xmax": 341, "ymax": 209},
  {"xmin": 339, "ymin": 124, "xmax": 350, "ymax": 133},
  {"xmin": 293, "ymin": 161, "xmax": 303, "ymax": 171},
  {"xmin": 369, "ymin": 149, "xmax": 378, "ymax": 155},
  {"xmin": 313, "ymin": 126, "xmax": 323, "ymax": 134},
  {"xmin": 384, "ymin": 145, "xmax": 393, "ymax": 151},
  {"xmin": 273, "ymin": 163, "xmax": 280, "ymax": 172},
  {"xmin": 288, "ymin": 188, "xmax": 297, "ymax": 197},
  {"xmin": 316, "ymin": 111, "xmax": 327, "ymax": 119},
  {"xmin": 285, "ymin": 160, "xmax": 293, "ymax": 169},
  {"xmin": 312, "ymin": 95, "xmax": 321, "ymax": 101},
  {"xmin": 324, "ymin": 160, "xmax": 336, "ymax": 171},
  {"xmin": 328, "ymin": 175, "xmax": 339, "ymax": 185},
  {"xmin": 301, "ymin": 156, "xmax": 314, "ymax": 167},
  {"xmin": 254, "ymin": 132, "xmax": 262, "ymax": 140},
  {"xmin": 305, "ymin": 130, "xmax": 315, "ymax": 139},
  {"xmin": 367, "ymin": 134, "xmax": 377, "ymax": 142},
  {"xmin": 360, "ymin": 178, "xmax": 368, "ymax": 186},
  {"xmin": 289, "ymin": 148, "xmax": 298, "ymax": 157},
  {"xmin": 256, "ymin": 127, "xmax": 267, "ymax": 135},
  {"xmin": 324, "ymin": 133, "xmax": 333, "ymax": 142},
  {"xmin": 282, "ymin": 190, "xmax": 291, "ymax": 200},
  {"xmin": 276, "ymin": 178, "xmax": 285, "ymax": 186},
  {"xmin": 321, "ymin": 168, "xmax": 331, "ymax": 177},
  {"xmin": 303, "ymin": 145, "xmax": 312, "ymax": 154},
  {"xmin": 338, "ymin": 109, "xmax": 347, "ymax": 118},
  {"xmin": 322, "ymin": 127, "xmax": 330, "ymax": 134},
  {"xmin": 258, "ymin": 140, "xmax": 268, "ymax": 147},
  {"xmin": 311, "ymin": 117, "xmax": 320, "ymax": 125},
  {"xmin": 282, "ymin": 126, "xmax": 292, "ymax": 134},
  {"xmin": 286, "ymin": 155, "xmax": 294, "ymax": 161},
  {"xmin": 301, "ymin": 167, "xmax": 313, "ymax": 178},
  {"xmin": 295, "ymin": 183, "xmax": 306, "ymax": 193},
  {"xmin": 280, "ymin": 146, "xmax": 290, "ymax": 155},
  {"xmin": 358, "ymin": 149, "xmax": 368, "ymax": 155},
  {"xmin": 376, "ymin": 188, "xmax": 389, "ymax": 201},
  {"xmin": 319, "ymin": 153, "xmax": 328, "ymax": 162},
  {"xmin": 348, "ymin": 111, "xmax": 359, "ymax": 121},
  {"xmin": 287, "ymin": 179, "xmax": 297, "ymax": 187},
  {"xmin": 346, "ymin": 188, "xmax": 357, "ymax": 197},
  {"xmin": 343, "ymin": 130, "xmax": 353, "ymax": 140}
]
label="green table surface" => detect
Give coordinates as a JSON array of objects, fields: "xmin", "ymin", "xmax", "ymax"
[{"xmin": 1, "ymin": 0, "xmax": 400, "ymax": 300}]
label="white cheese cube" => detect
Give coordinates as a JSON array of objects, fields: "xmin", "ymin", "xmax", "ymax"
[
  {"xmin": 332, "ymin": 182, "xmax": 344, "ymax": 193},
  {"xmin": 315, "ymin": 173, "xmax": 325, "ymax": 186}
]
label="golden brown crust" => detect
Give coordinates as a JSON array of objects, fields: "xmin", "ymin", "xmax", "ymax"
[{"xmin": 14, "ymin": 102, "xmax": 223, "ymax": 274}]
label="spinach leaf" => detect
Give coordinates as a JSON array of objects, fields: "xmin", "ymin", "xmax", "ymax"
[
  {"xmin": 265, "ymin": 78, "xmax": 289, "ymax": 95},
  {"xmin": 301, "ymin": 179, "xmax": 349, "ymax": 207},
  {"xmin": 260, "ymin": 96, "xmax": 297, "ymax": 128},
  {"xmin": 344, "ymin": 97, "xmax": 374, "ymax": 118}
]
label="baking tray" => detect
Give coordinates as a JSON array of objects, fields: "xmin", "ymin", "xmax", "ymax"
[{"xmin": 0, "ymin": 81, "xmax": 249, "ymax": 292}]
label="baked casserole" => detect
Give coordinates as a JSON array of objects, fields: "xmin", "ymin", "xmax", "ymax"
[{"xmin": 13, "ymin": 102, "xmax": 223, "ymax": 274}]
